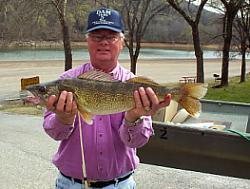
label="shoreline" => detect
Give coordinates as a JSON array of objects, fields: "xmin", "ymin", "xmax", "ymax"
[{"xmin": 0, "ymin": 41, "xmax": 221, "ymax": 51}]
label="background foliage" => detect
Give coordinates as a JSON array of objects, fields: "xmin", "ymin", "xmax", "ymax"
[{"xmin": 0, "ymin": 0, "xmax": 222, "ymax": 45}]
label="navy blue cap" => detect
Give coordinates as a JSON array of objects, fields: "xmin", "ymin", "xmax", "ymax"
[{"xmin": 86, "ymin": 8, "xmax": 124, "ymax": 33}]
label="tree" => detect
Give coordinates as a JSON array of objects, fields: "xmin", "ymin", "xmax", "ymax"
[
  {"xmin": 233, "ymin": 0, "xmax": 250, "ymax": 82},
  {"xmin": 121, "ymin": 0, "xmax": 168, "ymax": 74},
  {"xmin": 219, "ymin": 0, "xmax": 244, "ymax": 86},
  {"xmin": 167, "ymin": 0, "xmax": 209, "ymax": 83},
  {"xmin": 0, "ymin": 0, "xmax": 44, "ymax": 42},
  {"xmin": 0, "ymin": 0, "xmax": 8, "ymax": 42},
  {"xmin": 51, "ymin": 0, "xmax": 72, "ymax": 71}
]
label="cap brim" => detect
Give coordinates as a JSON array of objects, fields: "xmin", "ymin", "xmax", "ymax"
[{"xmin": 86, "ymin": 25, "xmax": 123, "ymax": 33}]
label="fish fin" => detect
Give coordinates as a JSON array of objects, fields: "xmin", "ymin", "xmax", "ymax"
[
  {"xmin": 178, "ymin": 96, "xmax": 201, "ymax": 118},
  {"xmin": 180, "ymin": 83, "xmax": 208, "ymax": 99},
  {"xmin": 78, "ymin": 69, "xmax": 117, "ymax": 82},
  {"xmin": 177, "ymin": 83, "xmax": 208, "ymax": 117},
  {"xmin": 127, "ymin": 77, "xmax": 161, "ymax": 87},
  {"xmin": 79, "ymin": 111, "xmax": 93, "ymax": 125}
]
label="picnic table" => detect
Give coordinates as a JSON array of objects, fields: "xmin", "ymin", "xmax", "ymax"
[{"xmin": 179, "ymin": 76, "xmax": 196, "ymax": 83}]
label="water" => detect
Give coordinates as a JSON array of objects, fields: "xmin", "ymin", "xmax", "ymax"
[{"xmin": 0, "ymin": 48, "xmax": 248, "ymax": 61}]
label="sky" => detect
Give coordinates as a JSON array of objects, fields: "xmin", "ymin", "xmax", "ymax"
[{"xmin": 190, "ymin": 0, "xmax": 222, "ymax": 13}]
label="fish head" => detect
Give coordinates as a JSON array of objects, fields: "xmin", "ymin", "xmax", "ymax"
[{"xmin": 26, "ymin": 80, "xmax": 60, "ymax": 105}]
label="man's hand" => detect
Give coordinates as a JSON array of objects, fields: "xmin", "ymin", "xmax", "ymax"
[
  {"xmin": 125, "ymin": 87, "xmax": 171, "ymax": 123},
  {"xmin": 46, "ymin": 91, "xmax": 78, "ymax": 125}
]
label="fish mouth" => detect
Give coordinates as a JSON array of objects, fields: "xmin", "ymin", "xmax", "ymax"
[{"xmin": 23, "ymin": 91, "xmax": 41, "ymax": 105}]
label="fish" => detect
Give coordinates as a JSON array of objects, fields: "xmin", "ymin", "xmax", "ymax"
[{"xmin": 26, "ymin": 69, "xmax": 208, "ymax": 124}]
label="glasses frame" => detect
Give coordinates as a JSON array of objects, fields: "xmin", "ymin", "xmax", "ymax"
[{"xmin": 86, "ymin": 33, "xmax": 124, "ymax": 43}]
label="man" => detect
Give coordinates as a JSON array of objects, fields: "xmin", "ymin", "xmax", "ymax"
[{"xmin": 44, "ymin": 7, "xmax": 171, "ymax": 189}]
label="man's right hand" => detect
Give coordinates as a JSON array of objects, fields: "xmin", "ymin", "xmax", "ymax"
[{"xmin": 46, "ymin": 91, "xmax": 78, "ymax": 125}]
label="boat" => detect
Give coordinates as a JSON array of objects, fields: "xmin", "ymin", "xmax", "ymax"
[{"xmin": 138, "ymin": 99, "xmax": 250, "ymax": 179}]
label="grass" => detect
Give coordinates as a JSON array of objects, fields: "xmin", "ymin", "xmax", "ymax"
[
  {"xmin": 205, "ymin": 73, "xmax": 250, "ymax": 103},
  {"xmin": 0, "ymin": 100, "xmax": 44, "ymax": 116}
]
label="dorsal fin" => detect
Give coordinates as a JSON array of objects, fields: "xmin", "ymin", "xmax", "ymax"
[
  {"xmin": 78, "ymin": 69, "xmax": 116, "ymax": 82},
  {"xmin": 127, "ymin": 77, "xmax": 161, "ymax": 87}
]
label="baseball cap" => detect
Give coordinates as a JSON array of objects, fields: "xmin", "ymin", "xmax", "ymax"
[{"xmin": 86, "ymin": 8, "xmax": 124, "ymax": 33}]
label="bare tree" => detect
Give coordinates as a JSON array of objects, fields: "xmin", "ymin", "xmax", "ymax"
[
  {"xmin": 167, "ymin": 0, "xmax": 208, "ymax": 83},
  {"xmin": 51, "ymin": 0, "xmax": 72, "ymax": 71},
  {"xmin": 0, "ymin": 0, "xmax": 43, "ymax": 42},
  {"xmin": 219, "ymin": 0, "xmax": 244, "ymax": 86},
  {"xmin": 0, "ymin": 0, "xmax": 8, "ymax": 42},
  {"xmin": 121, "ymin": 0, "xmax": 168, "ymax": 74},
  {"xmin": 233, "ymin": 1, "xmax": 250, "ymax": 82}
]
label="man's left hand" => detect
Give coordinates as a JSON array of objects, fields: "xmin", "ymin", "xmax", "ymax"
[{"xmin": 125, "ymin": 87, "xmax": 171, "ymax": 123}]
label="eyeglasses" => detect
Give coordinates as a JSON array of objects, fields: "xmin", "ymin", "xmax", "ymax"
[{"xmin": 88, "ymin": 34, "xmax": 122, "ymax": 43}]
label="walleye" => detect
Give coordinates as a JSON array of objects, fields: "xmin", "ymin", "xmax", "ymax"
[{"xmin": 26, "ymin": 70, "xmax": 208, "ymax": 124}]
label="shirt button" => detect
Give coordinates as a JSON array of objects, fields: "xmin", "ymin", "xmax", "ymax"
[
  {"xmin": 100, "ymin": 151, "xmax": 103, "ymax": 155},
  {"xmin": 99, "ymin": 134, "xmax": 102, "ymax": 137},
  {"xmin": 99, "ymin": 118, "xmax": 102, "ymax": 121}
]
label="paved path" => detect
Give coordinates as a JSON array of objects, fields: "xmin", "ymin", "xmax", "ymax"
[{"xmin": 0, "ymin": 112, "xmax": 250, "ymax": 189}]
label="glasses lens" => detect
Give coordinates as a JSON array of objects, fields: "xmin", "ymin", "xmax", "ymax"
[{"xmin": 90, "ymin": 35, "xmax": 120, "ymax": 43}]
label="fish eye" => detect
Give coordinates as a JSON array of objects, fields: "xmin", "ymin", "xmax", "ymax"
[{"xmin": 38, "ymin": 86, "xmax": 46, "ymax": 93}]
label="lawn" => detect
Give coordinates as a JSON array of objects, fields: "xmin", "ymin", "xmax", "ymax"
[{"xmin": 205, "ymin": 73, "xmax": 250, "ymax": 103}]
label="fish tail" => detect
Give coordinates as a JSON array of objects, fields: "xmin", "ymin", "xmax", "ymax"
[{"xmin": 177, "ymin": 83, "xmax": 208, "ymax": 117}]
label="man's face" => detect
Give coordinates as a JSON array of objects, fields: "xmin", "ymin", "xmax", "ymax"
[{"xmin": 87, "ymin": 29, "xmax": 124, "ymax": 72}]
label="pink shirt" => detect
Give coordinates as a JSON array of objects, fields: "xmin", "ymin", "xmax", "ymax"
[{"xmin": 43, "ymin": 62, "xmax": 153, "ymax": 181}]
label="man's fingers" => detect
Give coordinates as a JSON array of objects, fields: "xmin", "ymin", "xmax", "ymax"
[
  {"xmin": 56, "ymin": 91, "xmax": 67, "ymax": 111},
  {"xmin": 145, "ymin": 87, "xmax": 159, "ymax": 110},
  {"xmin": 138, "ymin": 87, "xmax": 151, "ymax": 109},
  {"xmin": 64, "ymin": 92, "xmax": 74, "ymax": 113},
  {"xmin": 133, "ymin": 90, "xmax": 143, "ymax": 108},
  {"xmin": 72, "ymin": 101, "xmax": 78, "ymax": 113},
  {"xmin": 47, "ymin": 95, "xmax": 57, "ymax": 111},
  {"xmin": 158, "ymin": 94, "xmax": 172, "ymax": 108}
]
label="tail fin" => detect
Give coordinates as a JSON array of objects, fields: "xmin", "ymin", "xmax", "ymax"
[{"xmin": 178, "ymin": 83, "xmax": 208, "ymax": 118}]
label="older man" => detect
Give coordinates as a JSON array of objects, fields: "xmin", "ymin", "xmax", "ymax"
[{"xmin": 44, "ymin": 7, "xmax": 170, "ymax": 189}]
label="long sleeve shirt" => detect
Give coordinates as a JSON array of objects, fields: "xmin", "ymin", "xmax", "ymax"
[{"xmin": 43, "ymin": 62, "xmax": 153, "ymax": 181}]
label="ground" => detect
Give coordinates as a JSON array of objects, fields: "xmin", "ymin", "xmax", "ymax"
[{"xmin": 1, "ymin": 112, "xmax": 250, "ymax": 189}]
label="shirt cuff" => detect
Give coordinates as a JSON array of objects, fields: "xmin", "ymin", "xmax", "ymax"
[
  {"xmin": 44, "ymin": 114, "xmax": 74, "ymax": 140},
  {"xmin": 123, "ymin": 116, "xmax": 153, "ymax": 137}
]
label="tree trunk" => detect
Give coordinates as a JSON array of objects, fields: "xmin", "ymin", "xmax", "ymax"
[
  {"xmin": 192, "ymin": 24, "xmax": 204, "ymax": 83},
  {"xmin": 52, "ymin": 0, "xmax": 72, "ymax": 71},
  {"xmin": 61, "ymin": 21, "xmax": 72, "ymax": 71},
  {"xmin": 130, "ymin": 55, "xmax": 137, "ymax": 74},
  {"xmin": 126, "ymin": 38, "xmax": 136, "ymax": 74},
  {"xmin": 221, "ymin": 14, "xmax": 234, "ymax": 86},
  {"xmin": 130, "ymin": 40, "xmax": 141, "ymax": 74},
  {"xmin": 240, "ymin": 47, "xmax": 246, "ymax": 83}
]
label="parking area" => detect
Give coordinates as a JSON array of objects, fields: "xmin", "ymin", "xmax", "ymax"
[{"xmin": 0, "ymin": 112, "xmax": 250, "ymax": 189}]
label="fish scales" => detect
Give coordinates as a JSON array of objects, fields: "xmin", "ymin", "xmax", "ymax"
[{"xmin": 59, "ymin": 78, "xmax": 168, "ymax": 114}]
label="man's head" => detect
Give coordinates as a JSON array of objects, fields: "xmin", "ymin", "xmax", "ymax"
[
  {"xmin": 85, "ymin": 8, "xmax": 125, "ymax": 72},
  {"xmin": 86, "ymin": 7, "xmax": 124, "ymax": 33}
]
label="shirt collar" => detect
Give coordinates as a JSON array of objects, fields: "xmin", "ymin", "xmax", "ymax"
[
  {"xmin": 109, "ymin": 63, "xmax": 120, "ymax": 77},
  {"xmin": 90, "ymin": 62, "xmax": 120, "ymax": 78}
]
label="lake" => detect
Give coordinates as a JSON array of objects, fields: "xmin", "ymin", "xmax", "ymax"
[{"xmin": 0, "ymin": 48, "xmax": 248, "ymax": 61}]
